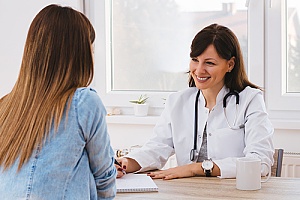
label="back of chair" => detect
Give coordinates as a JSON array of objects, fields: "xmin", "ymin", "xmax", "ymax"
[{"xmin": 271, "ymin": 149, "xmax": 284, "ymax": 177}]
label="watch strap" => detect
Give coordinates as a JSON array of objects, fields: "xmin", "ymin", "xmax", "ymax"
[{"xmin": 204, "ymin": 169, "xmax": 212, "ymax": 177}]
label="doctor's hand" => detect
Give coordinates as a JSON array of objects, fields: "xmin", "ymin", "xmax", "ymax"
[
  {"xmin": 147, "ymin": 163, "xmax": 200, "ymax": 180},
  {"xmin": 115, "ymin": 157, "xmax": 141, "ymax": 176},
  {"xmin": 147, "ymin": 163, "xmax": 220, "ymax": 180}
]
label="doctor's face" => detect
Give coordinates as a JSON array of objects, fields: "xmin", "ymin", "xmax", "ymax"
[{"xmin": 190, "ymin": 44, "xmax": 234, "ymax": 93}]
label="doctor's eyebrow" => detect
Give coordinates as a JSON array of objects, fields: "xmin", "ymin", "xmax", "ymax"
[{"xmin": 191, "ymin": 57, "xmax": 199, "ymax": 62}]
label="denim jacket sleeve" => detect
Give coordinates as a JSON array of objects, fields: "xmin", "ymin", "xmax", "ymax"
[{"xmin": 76, "ymin": 88, "xmax": 116, "ymax": 199}]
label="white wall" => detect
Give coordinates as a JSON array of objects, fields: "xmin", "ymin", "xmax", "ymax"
[
  {"xmin": 272, "ymin": 129, "xmax": 300, "ymax": 153},
  {"xmin": 0, "ymin": 1, "xmax": 31, "ymax": 97},
  {"xmin": 0, "ymin": 0, "xmax": 82, "ymax": 98}
]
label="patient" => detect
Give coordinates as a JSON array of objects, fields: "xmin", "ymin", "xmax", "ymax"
[{"xmin": 0, "ymin": 4, "xmax": 116, "ymax": 199}]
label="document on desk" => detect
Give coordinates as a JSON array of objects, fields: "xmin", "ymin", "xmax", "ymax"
[{"xmin": 116, "ymin": 173, "xmax": 158, "ymax": 193}]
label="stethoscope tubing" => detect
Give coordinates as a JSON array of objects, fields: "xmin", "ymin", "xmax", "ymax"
[
  {"xmin": 190, "ymin": 89, "xmax": 244, "ymax": 162},
  {"xmin": 193, "ymin": 90, "xmax": 201, "ymax": 150}
]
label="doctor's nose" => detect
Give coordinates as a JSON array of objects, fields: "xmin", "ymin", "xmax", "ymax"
[{"xmin": 194, "ymin": 63, "xmax": 207, "ymax": 74}]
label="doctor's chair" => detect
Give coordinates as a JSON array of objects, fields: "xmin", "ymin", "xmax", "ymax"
[{"xmin": 271, "ymin": 148, "xmax": 284, "ymax": 177}]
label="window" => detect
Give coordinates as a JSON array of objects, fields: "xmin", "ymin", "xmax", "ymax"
[
  {"xmin": 110, "ymin": 0, "xmax": 248, "ymax": 92},
  {"xmin": 92, "ymin": 0, "xmax": 251, "ymax": 112},
  {"xmin": 265, "ymin": 0, "xmax": 300, "ymax": 129},
  {"xmin": 287, "ymin": 0, "xmax": 300, "ymax": 92}
]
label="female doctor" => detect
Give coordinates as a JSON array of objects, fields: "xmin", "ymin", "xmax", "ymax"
[{"xmin": 116, "ymin": 23, "xmax": 274, "ymax": 179}]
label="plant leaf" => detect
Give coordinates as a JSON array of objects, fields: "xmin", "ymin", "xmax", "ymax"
[{"xmin": 129, "ymin": 94, "xmax": 149, "ymax": 104}]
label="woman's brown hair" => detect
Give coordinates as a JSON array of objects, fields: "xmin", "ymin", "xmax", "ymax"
[
  {"xmin": 0, "ymin": 4, "xmax": 95, "ymax": 171},
  {"xmin": 188, "ymin": 23, "xmax": 260, "ymax": 91}
]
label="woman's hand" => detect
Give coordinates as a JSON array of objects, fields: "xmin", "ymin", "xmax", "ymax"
[
  {"xmin": 114, "ymin": 161, "xmax": 126, "ymax": 178},
  {"xmin": 147, "ymin": 163, "xmax": 202, "ymax": 180},
  {"xmin": 114, "ymin": 157, "xmax": 141, "ymax": 178}
]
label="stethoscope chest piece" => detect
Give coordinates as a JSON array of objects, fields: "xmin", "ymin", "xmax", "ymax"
[{"xmin": 190, "ymin": 149, "xmax": 198, "ymax": 162}]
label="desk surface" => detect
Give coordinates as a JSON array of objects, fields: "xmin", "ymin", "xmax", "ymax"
[{"xmin": 115, "ymin": 176, "xmax": 300, "ymax": 200}]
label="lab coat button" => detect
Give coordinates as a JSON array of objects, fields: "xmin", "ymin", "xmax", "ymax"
[
  {"xmin": 209, "ymin": 133, "xmax": 212, "ymax": 136},
  {"xmin": 198, "ymin": 135, "xmax": 201, "ymax": 138}
]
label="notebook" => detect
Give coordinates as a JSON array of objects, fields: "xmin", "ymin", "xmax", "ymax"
[{"xmin": 116, "ymin": 173, "xmax": 159, "ymax": 193}]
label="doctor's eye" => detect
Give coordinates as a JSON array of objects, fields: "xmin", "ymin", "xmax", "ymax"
[{"xmin": 206, "ymin": 61, "xmax": 216, "ymax": 66}]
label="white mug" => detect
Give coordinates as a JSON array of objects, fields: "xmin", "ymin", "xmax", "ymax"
[{"xmin": 236, "ymin": 157, "xmax": 271, "ymax": 190}]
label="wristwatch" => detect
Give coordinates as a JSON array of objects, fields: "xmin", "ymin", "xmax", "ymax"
[{"xmin": 202, "ymin": 159, "xmax": 214, "ymax": 177}]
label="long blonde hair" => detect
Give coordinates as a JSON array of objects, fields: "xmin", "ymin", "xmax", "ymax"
[{"xmin": 0, "ymin": 4, "xmax": 95, "ymax": 171}]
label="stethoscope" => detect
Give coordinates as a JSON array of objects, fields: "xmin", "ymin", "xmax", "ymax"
[{"xmin": 190, "ymin": 90, "xmax": 245, "ymax": 162}]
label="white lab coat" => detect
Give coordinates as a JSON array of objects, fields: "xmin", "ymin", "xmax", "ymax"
[{"xmin": 126, "ymin": 86, "xmax": 274, "ymax": 178}]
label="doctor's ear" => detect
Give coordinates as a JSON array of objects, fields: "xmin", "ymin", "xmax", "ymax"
[{"xmin": 227, "ymin": 57, "xmax": 235, "ymax": 72}]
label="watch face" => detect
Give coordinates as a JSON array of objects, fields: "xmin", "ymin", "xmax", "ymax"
[{"xmin": 202, "ymin": 160, "xmax": 213, "ymax": 169}]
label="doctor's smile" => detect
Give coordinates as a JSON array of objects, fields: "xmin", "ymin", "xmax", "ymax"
[{"xmin": 196, "ymin": 76, "xmax": 210, "ymax": 81}]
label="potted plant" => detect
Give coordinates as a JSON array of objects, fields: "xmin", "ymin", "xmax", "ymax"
[{"xmin": 129, "ymin": 94, "xmax": 149, "ymax": 116}]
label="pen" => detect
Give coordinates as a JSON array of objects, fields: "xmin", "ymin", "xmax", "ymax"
[{"xmin": 114, "ymin": 159, "xmax": 126, "ymax": 174}]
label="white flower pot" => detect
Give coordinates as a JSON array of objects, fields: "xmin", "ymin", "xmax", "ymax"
[{"xmin": 133, "ymin": 104, "xmax": 149, "ymax": 117}]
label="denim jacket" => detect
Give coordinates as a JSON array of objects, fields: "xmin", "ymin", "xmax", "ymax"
[{"xmin": 0, "ymin": 87, "xmax": 116, "ymax": 200}]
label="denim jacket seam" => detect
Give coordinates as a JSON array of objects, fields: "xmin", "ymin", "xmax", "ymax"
[
  {"xmin": 25, "ymin": 146, "xmax": 40, "ymax": 200},
  {"xmin": 74, "ymin": 89, "xmax": 85, "ymax": 141},
  {"xmin": 62, "ymin": 89, "xmax": 83, "ymax": 199}
]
